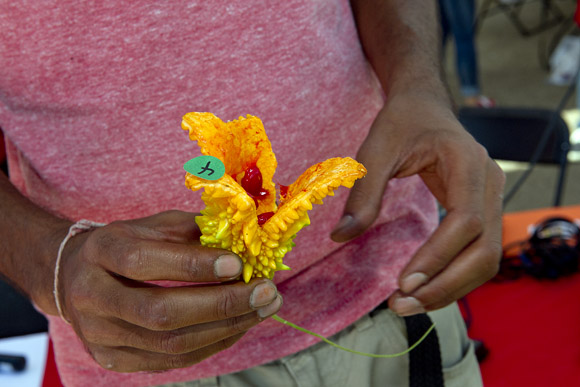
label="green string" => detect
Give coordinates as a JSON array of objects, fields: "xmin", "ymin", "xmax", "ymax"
[{"xmin": 272, "ymin": 314, "xmax": 436, "ymax": 358}]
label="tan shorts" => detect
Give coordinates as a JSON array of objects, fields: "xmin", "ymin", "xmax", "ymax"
[{"xmin": 162, "ymin": 302, "xmax": 482, "ymax": 387}]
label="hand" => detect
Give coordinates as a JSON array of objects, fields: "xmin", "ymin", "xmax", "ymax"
[
  {"xmin": 331, "ymin": 92, "xmax": 505, "ymax": 315},
  {"xmin": 56, "ymin": 210, "xmax": 282, "ymax": 372}
]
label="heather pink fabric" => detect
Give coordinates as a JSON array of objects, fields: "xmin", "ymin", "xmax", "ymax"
[{"xmin": 0, "ymin": 1, "xmax": 437, "ymax": 386}]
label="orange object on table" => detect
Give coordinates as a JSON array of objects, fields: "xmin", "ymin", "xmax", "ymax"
[
  {"xmin": 465, "ymin": 204, "xmax": 580, "ymax": 387},
  {"xmin": 502, "ymin": 205, "xmax": 580, "ymax": 254}
]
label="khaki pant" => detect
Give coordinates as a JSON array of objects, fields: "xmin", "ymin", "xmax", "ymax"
[{"xmin": 162, "ymin": 303, "xmax": 482, "ymax": 387}]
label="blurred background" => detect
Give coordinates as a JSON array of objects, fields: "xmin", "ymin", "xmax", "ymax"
[
  {"xmin": 443, "ymin": 1, "xmax": 580, "ymax": 386},
  {"xmin": 443, "ymin": 0, "xmax": 579, "ymax": 212}
]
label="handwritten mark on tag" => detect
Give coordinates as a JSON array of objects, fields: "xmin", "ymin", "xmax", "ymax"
[{"xmin": 184, "ymin": 156, "xmax": 225, "ymax": 181}]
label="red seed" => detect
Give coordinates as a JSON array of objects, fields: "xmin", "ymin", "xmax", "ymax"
[
  {"xmin": 257, "ymin": 212, "xmax": 275, "ymax": 225},
  {"xmin": 241, "ymin": 165, "xmax": 263, "ymax": 197}
]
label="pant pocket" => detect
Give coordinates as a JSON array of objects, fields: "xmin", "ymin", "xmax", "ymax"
[{"xmin": 442, "ymin": 339, "xmax": 483, "ymax": 387}]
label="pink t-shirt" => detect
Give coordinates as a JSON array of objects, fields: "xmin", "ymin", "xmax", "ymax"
[{"xmin": 0, "ymin": 1, "xmax": 437, "ymax": 386}]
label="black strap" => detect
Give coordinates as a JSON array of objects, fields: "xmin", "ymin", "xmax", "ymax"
[{"xmin": 405, "ymin": 313, "xmax": 444, "ymax": 387}]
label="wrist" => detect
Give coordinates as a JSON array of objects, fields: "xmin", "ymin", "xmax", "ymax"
[
  {"xmin": 0, "ymin": 172, "xmax": 76, "ymax": 315},
  {"xmin": 26, "ymin": 219, "xmax": 73, "ymax": 315},
  {"xmin": 53, "ymin": 220, "xmax": 105, "ymax": 322},
  {"xmin": 383, "ymin": 84, "xmax": 456, "ymax": 122},
  {"xmin": 384, "ymin": 68, "xmax": 454, "ymax": 111}
]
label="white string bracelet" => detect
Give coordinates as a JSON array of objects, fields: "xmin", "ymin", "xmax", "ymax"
[{"xmin": 54, "ymin": 219, "xmax": 106, "ymax": 324}]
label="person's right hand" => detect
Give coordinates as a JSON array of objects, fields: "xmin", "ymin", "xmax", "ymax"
[{"xmin": 55, "ymin": 210, "xmax": 282, "ymax": 373}]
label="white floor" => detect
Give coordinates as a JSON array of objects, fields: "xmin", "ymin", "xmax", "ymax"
[{"xmin": 0, "ymin": 333, "xmax": 49, "ymax": 387}]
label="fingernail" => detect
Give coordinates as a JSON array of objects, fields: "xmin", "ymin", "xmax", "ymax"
[
  {"xmin": 215, "ymin": 255, "xmax": 242, "ymax": 278},
  {"xmin": 391, "ymin": 296, "xmax": 425, "ymax": 316},
  {"xmin": 400, "ymin": 272, "xmax": 429, "ymax": 294},
  {"xmin": 332, "ymin": 215, "xmax": 353, "ymax": 234},
  {"xmin": 250, "ymin": 281, "xmax": 277, "ymax": 309},
  {"xmin": 258, "ymin": 294, "xmax": 283, "ymax": 319}
]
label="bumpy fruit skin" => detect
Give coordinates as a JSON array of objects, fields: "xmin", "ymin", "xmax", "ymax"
[{"xmin": 182, "ymin": 112, "xmax": 366, "ymax": 283}]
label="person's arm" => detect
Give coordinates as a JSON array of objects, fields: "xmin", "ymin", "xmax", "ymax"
[
  {"xmin": 332, "ymin": 0, "xmax": 505, "ymax": 315},
  {"xmin": 0, "ymin": 171, "xmax": 70, "ymax": 314},
  {"xmin": 350, "ymin": 0, "xmax": 447, "ymax": 106},
  {"xmin": 0, "ymin": 170, "xmax": 281, "ymax": 372}
]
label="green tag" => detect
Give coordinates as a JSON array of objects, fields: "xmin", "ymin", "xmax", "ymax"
[{"xmin": 184, "ymin": 156, "xmax": 225, "ymax": 181}]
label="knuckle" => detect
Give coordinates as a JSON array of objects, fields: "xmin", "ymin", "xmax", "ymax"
[
  {"xmin": 68, "ymin": 275, "xmax": 101, "ymax": 311},
  {"xmin": 481, "ymin": 243, "xmax": 502, "ymax": 280},
  {"xmin": 166, "ymin": 355, "xmax": 197, "ymax": 371},
  {"xmin": 117, "ymin": 244, "xmax": 147, "ymax": 277},
  {"xmin": 488, "ymin": 159, "xmax": 507, "ymax": 190},
  {"xmin": 349, "ymin": 183, "xmax": 372, "ymax": 203},
  {"xmin": 80, "ymin": 321, "xmax": 108, "ymax": 345},
  {"xmin": 158, "ymin": 331, "xmax": 188, "ymax": 355},
  {"xmin": 91, "ymin": 222, "xmax": 125, "ymax": 250},
  {"xmin": 493, "ymin": 162, "xmax": 507, "ymax": 185},
  {"xmin": 87, "ymin": 223, "xmax": 132, "ymax": 265},
  {"xmin": 138, "ymin": 296, "xmax": 171, "ymax": 330},
  {"xmin": 463, "ymin": 212, "xmax": 484, "ymax": 237},
  {"xmin": 488, "ymin": 238, "xmax": 504, "ymax": 261},
  {"xmin": 66, "ymin": 278, "xmax": 88, "ymax": 307},
  {"xmin": 164, "ymin": 357, "xmax": 186, "ymax": 371},
  {"xmin": 423, "ymin": 283, "xmax": 455, "ymax": 309},
  {"xmin": 164, "ymin": 335, "xmax": 245, "ymax": 370},
  {"xmin": 473, "ymin": 142, "xmax": 490, "ymax": 160},
  {"xmin": 180, "ymin": 254, "xmax": 202, "ymax": 279},
  {"xmin": 483, "ymin": 259, "xmax": 501, "ymax": 281},
  {"xmin": 214, "ymin": 289, "xmax": 241, "ymax": 320},
  {"xmin": 421, "ymin": 241, "xmax": 449, "ymax": 269},
  {"xmin": 226, "ymin": 315, "xmax": 253, "ymax": 335}
]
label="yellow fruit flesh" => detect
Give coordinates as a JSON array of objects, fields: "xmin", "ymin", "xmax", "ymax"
[{"xmin": 183, "ymin": 113, "xmax": 366, "ymax": 282}]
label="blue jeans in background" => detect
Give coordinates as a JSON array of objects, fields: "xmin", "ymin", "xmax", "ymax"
[{"xmin": 439, "ymin": 0, "xmax": 481, "ymax": 97}]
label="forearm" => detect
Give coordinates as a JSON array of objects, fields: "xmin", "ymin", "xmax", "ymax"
[
  {"xmin": 350, "ymin": 0, "xmax": 450, "ymax": 103},
  {"xmin": 0, "ymin": 170, "xmax": 71, "ymax": 314}
]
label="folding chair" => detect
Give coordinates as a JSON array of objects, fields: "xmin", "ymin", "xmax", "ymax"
[
  {"xmin": 476, "ymin": 0, "xmax": 567, "ymax": 37},
  {"xmin": 458, "ymin": 106, "xmax": 571, "ymax": 206}
]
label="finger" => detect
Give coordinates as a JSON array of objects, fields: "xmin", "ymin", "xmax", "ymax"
[
  {"xmin": 331, "ymin": 122, "xmax": 397, "ymax": 242},
  {"xmin": 396, "ymin": 146, "xmax": 489, "ymax": 294},
  {"xmin": 89, "ymin": 333, "xmax": 246, "ymax": 372},
  {"xmin": 390, "ymin": 160, "xmax": 504, "ymax": 315},
  {"xmin": 89, "ymin": 226, "xmax": 243, "ymax": 282},
  {"xmin": 83, "ymin": 279, "xmax": 279, "ymax": 330},
  {"xmin": 81, "ymin": 295, "xmax": 282, "ymax": 354},
  {"xmin": 390, "ymin": 227, "xmax": 502, "ymax": 314},
  {"xmin": 128, "ymin": 210, "xmax": 202, "ymax": 244},
  {"xmin": 424, "ymin": 231, "xmax": 502, "ymax": 310}
]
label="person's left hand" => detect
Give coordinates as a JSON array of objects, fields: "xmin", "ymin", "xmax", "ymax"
[{"xmin": 331, "ymin": 91, "xmax": 505, "ymax": 315}]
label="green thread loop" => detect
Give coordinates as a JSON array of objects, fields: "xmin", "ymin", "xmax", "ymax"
[{"xmin": 272, "ymin": 314, "xmax": 435, "ymax": 358}]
